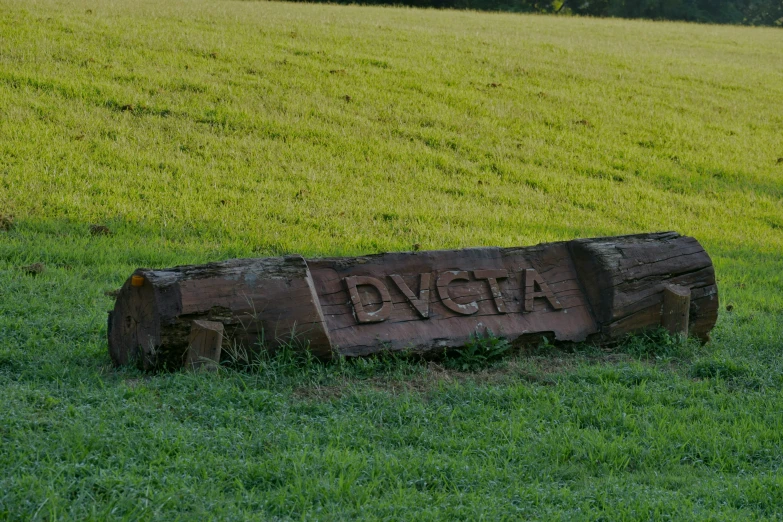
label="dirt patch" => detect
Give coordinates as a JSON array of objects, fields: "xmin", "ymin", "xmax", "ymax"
[
  {"xmin": 289, "ymin": 350, "xmax": 657, "ymax": 402},
  {"xmin": 0, "ymin": 214, "xmax": 13, "ymax": 231},
  {"xmin": 22, "ymin": 263, "xmax": 45, "ymax": 276}
]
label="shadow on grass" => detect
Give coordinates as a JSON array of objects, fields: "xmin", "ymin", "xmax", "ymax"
[{"xmin": 208, "ymin": 326, "xmax": 720, "ymax": 400}]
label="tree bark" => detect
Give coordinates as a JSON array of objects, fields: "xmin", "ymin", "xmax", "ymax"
[
  {"xmin": 108, "ymin": 232, "xmax": 719, "ymax": 370},
  {"xmin": 568, "ymin": 231, "xmax": 717, "ymax": 342},
  {"xmin": 108, "ymin": 256, "xmax": 332, "ymax": 370}
]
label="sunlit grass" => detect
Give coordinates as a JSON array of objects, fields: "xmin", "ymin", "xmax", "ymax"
[{"xmin": 0, "ymin": 0, "xmax": 782, "ymax": 518}]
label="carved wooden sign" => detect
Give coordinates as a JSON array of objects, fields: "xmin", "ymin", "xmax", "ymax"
[
  {"xmin": 108, "ymin": 232, "xmax": 719, "ymax": 370},
  {"xmin": 308, "ymin": 244, "xmax": 594, "ymax": 357}
]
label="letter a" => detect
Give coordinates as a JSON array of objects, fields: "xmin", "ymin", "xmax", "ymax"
[{"xmin": 523, "ymin": 269, "xmax": 562, "ymax": 312}]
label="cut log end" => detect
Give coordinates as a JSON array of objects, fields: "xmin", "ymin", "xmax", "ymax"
[
  {"xmin": 570, "ymin": 231, "xmax": 718, "ymax": 343},
  {"xmin": 107, "ymin": 270, "xmax": 162, "ymax": 370}
]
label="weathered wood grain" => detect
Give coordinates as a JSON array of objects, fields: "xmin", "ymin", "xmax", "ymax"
[
  {"xmin": 568, "ymin": 232, "xmax": 717, "ymax": 342},
  {"xmin": 108, "ymin": 256, "xmax": 332, "ymax": 370},
  {"xmin": 661, "ymin": 285, "xmax": 691, "ymax": 337},
  {"xmin": 186, "ymin": 320, "xmax": 224, "ymax": 371},
  {"xmin": 108, "ymin": 232, "xmax": 719, "ymax": 370}
]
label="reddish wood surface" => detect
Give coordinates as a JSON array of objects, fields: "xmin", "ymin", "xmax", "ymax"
[
  {"xmin": 308, "ymin": 242, "xmax": 595, "ymax": 356},
  {"xmin": 108, "ymin": 256, "xmax": 331, "ymax": 370},
  {"xmin": 108, "ymin": 232, "xmax": 719, "ymax": 370}
]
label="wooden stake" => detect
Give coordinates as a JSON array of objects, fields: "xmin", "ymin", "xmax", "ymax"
[
  {"xmin": 661, "ymin": 285, "xmax": 691, "ymax": 337},
  {"xmin": 186, "ymin": 320, "xmax": 224, "ymax": 371}
]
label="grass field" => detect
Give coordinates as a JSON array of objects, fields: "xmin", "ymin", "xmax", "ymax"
[{"xmin": 1, "ymin": 0, "xmax": 782, "ymax": 518}]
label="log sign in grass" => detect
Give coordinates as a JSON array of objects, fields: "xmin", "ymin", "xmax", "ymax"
[{"xmin": 108, "ymin": 232, "xmax": 719, "ymax": 370}]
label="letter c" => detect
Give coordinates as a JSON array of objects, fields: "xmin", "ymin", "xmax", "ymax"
[{"xmin": 437, "ymin": 271, "xmax": 478, "ymax": 315}]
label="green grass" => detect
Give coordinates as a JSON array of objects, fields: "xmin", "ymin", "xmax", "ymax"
[{"xmin": 1, "ymin": 0, "xmax": 782, "ymax": 518}]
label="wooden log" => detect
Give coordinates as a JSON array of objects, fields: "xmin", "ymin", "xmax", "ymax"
[
  {"xmin": 568, "ymin": 231, "xmax": 717, "ymax": 343},
  {"xmin": 107, "ymin": 232, "xmax": 719, "ymax": 370},
  {"xmin": 186, "ymin": 320, "xmax": 224, "ymax": 371},
  {"xmin": 661, "ymin": 285, "xmax": 691, "ymax": 337},
  {"xmin": 108, "ymin": 256, "xmax": 332, "ymax": 370}
]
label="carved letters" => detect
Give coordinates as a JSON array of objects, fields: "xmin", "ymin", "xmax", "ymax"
[
  {"xmin": 389, "ymin": 273, "xmax": 430, "ymax": 318},
  {"xmin": 345, "ymin": 275, "xmax": 392, "ymax": 323},
  {"xmin": 437, "ymin": 271, "xmax": 478, "ymax": 315},
  {"xmin": 345, "ymin": 268, "xmax": 559, "ymax": 324},
  {"xmin": 473, "ymin": 269, "xmax": 509, "ymax": 313},
  {"xmin": 523, "ymin": 268, "xmax": 561, "ymax": 312}
]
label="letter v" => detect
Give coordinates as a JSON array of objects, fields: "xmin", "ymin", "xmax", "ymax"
[{"xmin": 389, "ymin": 274, "xmax": 431, "ymax": 319}]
